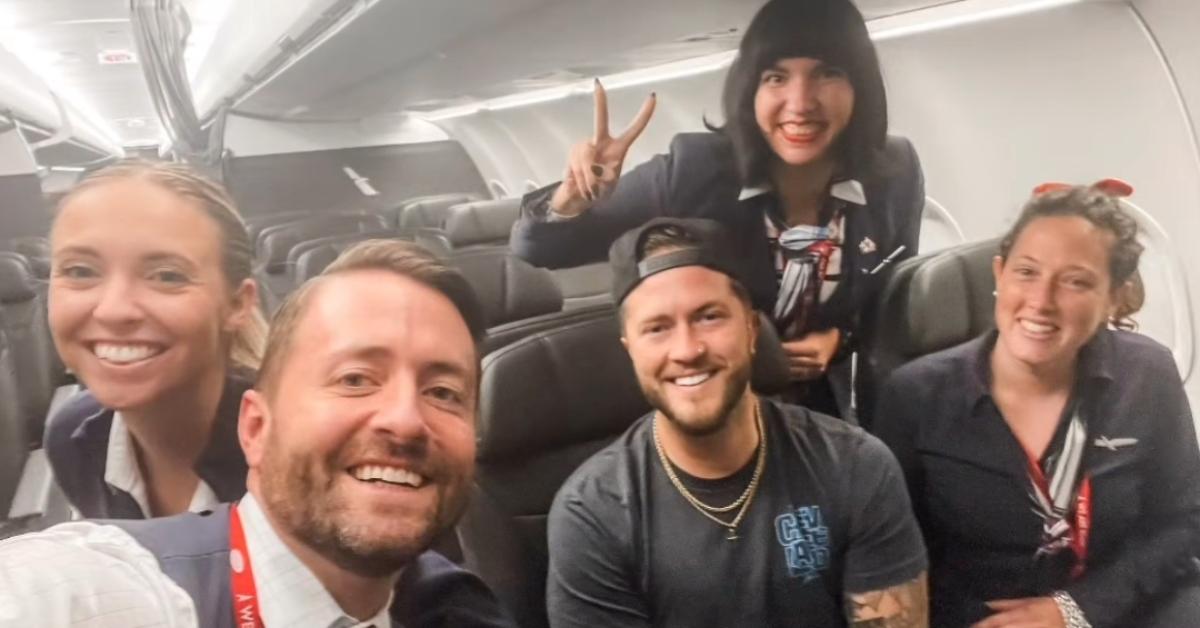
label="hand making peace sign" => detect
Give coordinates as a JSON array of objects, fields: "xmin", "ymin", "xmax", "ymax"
[{"xmin": 548, "ymin": 79, "xmax": 657, "ymax": 217}]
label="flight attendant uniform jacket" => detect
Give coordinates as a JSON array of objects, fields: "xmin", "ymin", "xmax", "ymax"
[
  {"xmin": 875, "ymin": 329, "xmax": 1200, "ymax": 627},
  {"xmin": 510, "ymin": 131, "xmax": 925, "ymax": 419},
  {"xmin": 43, "ymin": 372, "xmax": 252, "ymax": 519}
]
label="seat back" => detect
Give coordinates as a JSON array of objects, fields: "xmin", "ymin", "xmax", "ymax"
[
  {"xmin": 5, "ymin": 237, "xmax": 50, "ymax": 279},
  {"xmin": 394, "ymin": 193, "xmax": 481, "ymax": 230},
  {"xmin": 290, "ymin": 232, "xmax": 458, "ymax": 286},
  {"xmin": 462, "ymin": 313, "xmax": 647, "ymax": 628},
  {"xmin": 549, "ymin": 262, "xmax": 614, "ymax": 311},
  {"xmin": 285, "ymin": 228, "xmax": 397, "ymax": 281},
  {"xmin": 0, "ymin": 332, "xmax": 26, "ymax": 517},
  {"xmin": 0, "ymin": 253, "xmax": 66, "ymax": 442},
  {"xmin": 461, "ymin": 309, "xmax": 789, "ymax": 628},
  {"xmin": 442, "ymin": 198, "xmax": 521, "ymax": 249},
  {"xmin": 258, "ymin": 213, "xmax": 390, "ymax": 275},
  {"xmin": 243, "ymin": 210, "xmax": 321, "ymax": 247},
  {"xmin": 860, "ymin": 238, "xmax": 1000, "ymax": 424},
  {"xmin": 447, "ymin": 249, "xmax": 562, "ymax": 327}
]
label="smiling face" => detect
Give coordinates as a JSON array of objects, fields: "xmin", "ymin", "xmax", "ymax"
[
  {"xmin": 48, "ymin": 178, "xmax": 253, "ymax": 411},
  {"xmin": 620, "ymin": 265, "xmax": 757, "ymax": 437},
  {"xmin": 993, "ymin": 215, "xmax": 1118, "ymax": 373},
  {"xmin": 754, "ymin": 56, "xmax": 855, "ymax": 169},
  {"xmin": 240, "ymin": 270, "xmax": 477, "ymax": 576}
]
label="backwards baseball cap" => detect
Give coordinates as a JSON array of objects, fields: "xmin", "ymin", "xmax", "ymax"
[{"xmin": 608, "ymin": 217, "xmax": 749, "ymax": 305}]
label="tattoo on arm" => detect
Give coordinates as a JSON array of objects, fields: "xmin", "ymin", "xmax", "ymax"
[{"xmin": 846, "ymin": 571, "xmax": 929, "ymax": 628}]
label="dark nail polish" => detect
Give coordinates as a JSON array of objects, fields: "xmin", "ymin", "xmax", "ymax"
[{"xmin": 590, "ymin": 165, "xmax": 604, "ymax": 177}]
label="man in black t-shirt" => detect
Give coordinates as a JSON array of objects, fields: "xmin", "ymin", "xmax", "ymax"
[{"xmin": 546, "ymin": 218, "xmax": 928, "ymax": 627}]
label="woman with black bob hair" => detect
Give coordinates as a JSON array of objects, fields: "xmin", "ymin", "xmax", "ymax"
[
  {"xmin": 511, "ymin": 0, "xmax": 924, "ymax": 419},
  {"xmin": 875, "ymin": 180, "xmax": 1200, "ymax": 627}
]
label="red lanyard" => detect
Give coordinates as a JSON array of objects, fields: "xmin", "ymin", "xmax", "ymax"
[
  {"xmin": 229, "ymin": 504, "xmax": 265, "ymax": 627},
  {"xmin": 1025, "ymin": 456, "xmax": 1093, "ymax": 579}
]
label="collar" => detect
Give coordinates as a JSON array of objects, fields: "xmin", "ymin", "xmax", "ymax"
[
  {"xmin": 103, "ymin": 412, "xmax": 220, "ymax": 517},
  {"xmin": 76, "ymin": 373, "xmax": 252, "ymax": 504},
  {"xmin": 737, "ymin": 178, "xmax": 868, "ymax": 205},
  {"xmin": 238, "ymin": 494, "xmax": 394, "ymax": 628},
  {"xmin": 965, "ymin": 328, "xmax": 1118, "ymax": 406}
]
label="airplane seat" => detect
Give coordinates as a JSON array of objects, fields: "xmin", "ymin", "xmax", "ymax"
[
  {"xmin": 244, "ymin": 210, "xmax": 322, "ymax": 246},
  {"xmin": 6, "ymin": 237, "xmax": 51, "ymax": 279},
  {"xmin": 256, "ymin": 213, "xmax": 389, "ymax": 271},
  {"xmin": 446, "ymin": 249, "xmax": 563, "ymax": 328},
  {"xmin": 460, "ymin": 311, "xmax": 790, "ymax": 628},
  {"xmin": 549, "ymin": 262, "xmax": 614, "ymax": 311},
  {"xmin": 289, "ymin": 245, "xmax": 559, "ymax": 328},
  {"xmin": 255, "ymin": 214, "xmax": 391, "ymax": 306},
  {"xmin": 481, "ymin": 304, "xmax": 615, "ymax": 356},
  {"xmin": 0, "ymin": 333, "xmax": 28, "ymax": 519},
  {"xmin": 462, "ymin": 313, "xmax": 649, "ymax": 628},
  {"xmin": 394, "ymin": 193, "xmax": 482, "ymax": 230},
  {"xmin": 442, "ymin": 198, "xmax": 521, "ymax": 250},
  {"xmin": 291, "ymin": 234, "xmax": 454, "ymax": 287},
  {"xmin": 860, "ymin": 238, "xmax": 1000, "ymax": 428},
  {"xmin": 0, "ymin": 253, "xmax": 66, "ymax": 442},
  {"xmin": 285, "ymin": 228, "xmax": 399, "ymax": 279}
]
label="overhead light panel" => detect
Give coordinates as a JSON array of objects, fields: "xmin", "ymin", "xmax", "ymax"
[
  {"xmin": 0, "ymin": 19, "xmax": 124, "ymax": 148},
  {"xmin": 869, "ymin": 0, "xmax": 1083, "ymax": 40}
]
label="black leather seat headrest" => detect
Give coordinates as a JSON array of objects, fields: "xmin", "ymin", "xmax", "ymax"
[
  {"xmin": 448, "ymin": 250, "xmax": 562, "ymax": 327},
  {"xmin": 291, "ymin": 236, "xmax": 453, "ymax": 287},
  {"xmin": 0, "ymin": 254, "xmax": 36, "ymax": 304},
  {"xmin": 444, "ymin": 198, "xmax": 522, "ymax": 248},
  {"xmin": 478, "ymin": 313, "xmax": 646, "ymax": 463},
  {"xmin": 478, "ymin": 308, "xmax": 792, "ymax": 463},
  {"xmin": 259, "ymin": 214, "xmax": 389, "ymax": 274},
  {"xmin": 868, "ymin": 238, "xmax": 1000, "ymax": 383},
  {"xmin": 895, "ymin": 238, "xmax": 999, "ymax": 357}
]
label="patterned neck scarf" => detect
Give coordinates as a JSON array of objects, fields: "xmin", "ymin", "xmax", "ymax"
[{"xmin": 1025, "ymin": 401, "xmax": 1093, "ymax": 579}]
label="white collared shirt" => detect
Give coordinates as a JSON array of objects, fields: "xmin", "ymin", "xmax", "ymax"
[
  {"xmin": 238, "ymin": 494, "xmax": 393, "ymax": 628},
  {"xmin": 0, "ymin": 496, "xmax": 393, "ymax": 627},
  {"xmin": 104, "ymin": 411, "xmax": 220, "ymax": 518}
]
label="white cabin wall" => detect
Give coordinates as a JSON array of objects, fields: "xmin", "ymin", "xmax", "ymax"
[
  {"xmin": 433, "ymin": 0, "xmax": 1200, "ymax": 411},
  {"xmin": 879, "ymin": 1, "xmax": 1200, "ymax": 406},
  {"xmin": 224, "ymin": 114, "xmax": 448, "ymax": 158},
  {"xmin": 1133, "ymin": 0, "xmax": 1200, "ymax": 148}
]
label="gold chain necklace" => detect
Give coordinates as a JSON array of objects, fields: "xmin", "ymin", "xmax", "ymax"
[{"xmin": 652, "ymin": 401, "xmax": 766, "ymax": 541}]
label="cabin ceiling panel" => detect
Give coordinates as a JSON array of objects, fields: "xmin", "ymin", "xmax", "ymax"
[
  {"xmin": 0, "ymin": 0, "xmax": 159, "ymax": 145},
  {"xmin": 230, "ymin": 0, "xmax": 968, "ymax": 121}
]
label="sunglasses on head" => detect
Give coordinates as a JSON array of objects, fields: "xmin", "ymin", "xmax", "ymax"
[{"xmin": 1032, "ymin": 178, "xmax": 1133, "ymax": 198}]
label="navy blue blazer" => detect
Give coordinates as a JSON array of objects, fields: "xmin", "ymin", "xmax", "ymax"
[
  {"xmin": 511, "ymin": 131, "xmax": 924, "ymax": 415},
  {"xmin": 113, "ymin": 503, "xmax": 516, "ymax": 628},
  {"xmin": 43, "ymin": 373, "xmax": 251, "ymax": 519},
  {"xmin": 875, "ymin": 329, "xmax": 1200, "ymax": 627},
  {"xmin": 513, "ymin": 131, "xmax": 922, "ymax": 337}
]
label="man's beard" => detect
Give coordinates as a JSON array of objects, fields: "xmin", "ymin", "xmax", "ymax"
[
  {"xmin": 257, "ymin": 435, "xmax": 470, "ymax": 579},
  {"xmin": 643, "ymin": 359, "xmax": 752, "ymax": 438}
]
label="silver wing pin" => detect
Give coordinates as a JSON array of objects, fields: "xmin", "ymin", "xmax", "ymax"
[{"xmin": 1094, "ymin": 436, "xmax": 1138, "ymax": 451}]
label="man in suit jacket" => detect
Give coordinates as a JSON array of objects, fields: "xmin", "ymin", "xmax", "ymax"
[{"xmin": 0, "ymin": 240, "xmax": 515, "ymax": 628}]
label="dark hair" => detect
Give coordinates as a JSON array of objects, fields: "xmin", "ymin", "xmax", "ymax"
[
  {"xmin": 999, "ymin": 185, "xmax": 1145, "ymax": 329},
  {"xmin": 707, "ymin": 0, "xmax": 888, "ymax": 185},
  {"xmin": 257, "ymin": 240, "xmax": 485, "ymax": 393}
]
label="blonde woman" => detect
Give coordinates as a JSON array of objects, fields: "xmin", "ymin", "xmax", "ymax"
[{"xmin": 44, "ymin": 160, "xmax": 267, "ymax": 519}]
